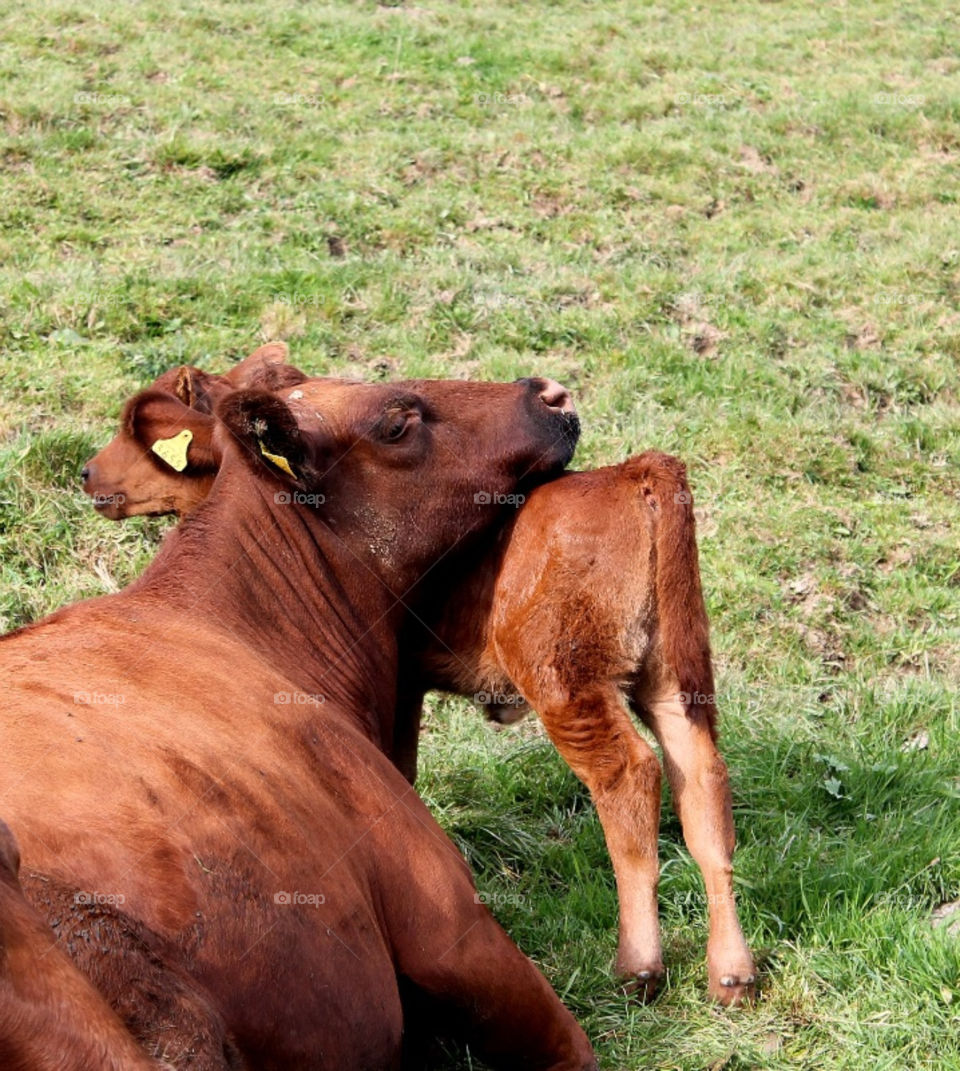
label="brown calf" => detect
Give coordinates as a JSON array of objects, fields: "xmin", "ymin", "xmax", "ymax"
[
  {"xmin": 84, "ymin": 357, "xmax": 754, "ymax": 1004},
  {"xmin": 81, "ymin": 342, "xmax": 305, "ymax": 519},
  {"xmin": 4, "ymin": 378, "xmax": 593, "ymax": 1069},
  {"xmin": 408, "ymin": 455, "xmax": 755, "ymax": 1003}
]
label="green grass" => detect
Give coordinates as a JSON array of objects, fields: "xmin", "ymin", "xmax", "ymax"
[{"xmin": 1, "ymin": 0, "xmax": 959, "ymax": 1066}]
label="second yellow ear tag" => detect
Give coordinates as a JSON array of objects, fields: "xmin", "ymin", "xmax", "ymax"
[
  {"xmin": 259, "ymin": 440, "xmax": 295, "ymax": 478},
  {"xmin": 151, "ymin": 429, "xmax": 193, "ymax": 472}
]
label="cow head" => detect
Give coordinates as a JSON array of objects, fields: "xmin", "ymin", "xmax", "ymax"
[
  {"xmin": 82, "ymin": 343, "xmax": 301, "ymax": 519},
  {"xmin": 81, "ymin": 391, "xmax": 221, "ymax": 520},
  {"xmin": 215, "ymin": 376, "xmax": 579, "ymax": 582}
]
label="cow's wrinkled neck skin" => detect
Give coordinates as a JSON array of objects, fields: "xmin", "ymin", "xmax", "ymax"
[{"xmin": 127, "ymin": 460, "xmax": 404, "ymax": 749}]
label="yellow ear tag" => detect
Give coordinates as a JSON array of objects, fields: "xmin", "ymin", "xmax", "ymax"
[
  {"xmin": 258, "ymin": 440, "xmax": 295, "ymax": 478},
  {"xmin": 151, "ymin": 429, "xmax": 193, "ymax": 472}
]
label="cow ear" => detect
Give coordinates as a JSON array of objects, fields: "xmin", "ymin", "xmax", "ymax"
[
  {"xmin": 249, "ymin": 341, "xmax": 289, "ymax": 364},
  {"xmin": 215, "ymin": 388, "xmax": 310, "ymax": 485},
  {"xmin": 172, "ymin": 366, "xmax": 224, "ymax": 413},
  {"xmin": 223, "ymin": 342, "xmax": 307, "ymax": 391},
  {"xmin": 126, "ymin": 391, "xmax": 219, "ymax": 473}
]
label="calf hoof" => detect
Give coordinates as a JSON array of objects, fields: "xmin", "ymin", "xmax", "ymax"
[
  {"xmin": 708, "ymin": 969, "xmax": 756, "ymax": 1007},
  {"xmin": 619, "ymin": 966, "xmax": 664, "ymax": 1004}
]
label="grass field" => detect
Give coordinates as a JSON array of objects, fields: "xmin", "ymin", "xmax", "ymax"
[{"xmin": 1, "ymin": 0, "xmax": 959, "ymax": 1067}]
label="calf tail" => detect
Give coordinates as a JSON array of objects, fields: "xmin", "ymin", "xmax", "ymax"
[{"xmin": 625, "ymin": 451, "xmax": 718, "ymax": 738}]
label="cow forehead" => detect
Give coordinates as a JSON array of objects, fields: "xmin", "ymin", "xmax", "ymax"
[
  {"xmin": 287, "ymin": 377, "xmax": 520, "ymax": 415},
  {"xmin": 283, "ymin": 379, "xmax": 407, "ymax": 428}
]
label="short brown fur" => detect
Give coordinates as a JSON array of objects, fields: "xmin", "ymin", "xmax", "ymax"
[
  {"xmin": 87, "ymin": 357, "xmax": 754, "ymax": 1004},
  {"xmin": 7, "ymin": 377, "xmax": 593, "ymax": 1069}
]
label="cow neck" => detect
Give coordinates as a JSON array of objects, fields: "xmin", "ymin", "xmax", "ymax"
[{"xmin": 127, "ymin": 465, "xmax": 401, "ymax": 750}]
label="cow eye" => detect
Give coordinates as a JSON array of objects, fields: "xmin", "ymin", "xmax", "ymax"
[{"xmin": 380, "ymin": 411, "xmax": 410, "ymax": 442}]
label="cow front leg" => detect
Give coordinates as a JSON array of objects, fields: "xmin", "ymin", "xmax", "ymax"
[
  {"xmin": 641, "ymin": 692, "xmax": 755, "ymax": 1005},
  {"xmin": 391, "ymin": 679, "xmax": 426, "ymax": 784},
  {"xmin": 381, "ymin": 805, "xmax": 596, "ymax": 1069}
]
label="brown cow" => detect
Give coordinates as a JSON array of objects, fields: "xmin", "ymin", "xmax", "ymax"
[
  {"xmin": 3, "ymin": 378, "xmax": 594, "ymax": 1069},
  {"xmin": 0, "ymin": 819, "xmax": 166, "ymax": 1071},
  {"xmin": 84, "ymin": 360, "xmax": 755, "ymax": 1005}
]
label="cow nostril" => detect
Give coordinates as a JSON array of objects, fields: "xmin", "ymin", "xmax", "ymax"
[
  {"xmin": 537, "ymin": 379, "xmax": 574, "ymax": 414},
  {"xmin": 516, "ymin": 377, "xmax": 576, "ymax": 415},
  {"xmin": 81, "ymin": 466, "xmax": 91, "ymax": 485}
]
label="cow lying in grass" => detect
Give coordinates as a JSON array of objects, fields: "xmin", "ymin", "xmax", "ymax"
[
  {"xmin": 83, "ymin": 350, "xmax": 755, "ymax": 1005},
  {"xmin": 4, "ymin": 377, "xmax": 593, "ymax": 1069}
]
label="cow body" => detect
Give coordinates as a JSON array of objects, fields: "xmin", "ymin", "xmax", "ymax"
[
  {"xmin": 4, "ymin": 378, "xmax": 595, "ymax": 1069},
  {"xmin": 5, "ymin": 604, "xmax": 403, "ymax": 1066}
]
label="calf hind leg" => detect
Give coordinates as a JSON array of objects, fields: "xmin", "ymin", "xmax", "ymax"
[
  {"xmin": 639, "ymin": 691, "xmax": 755, "ymax": 1005},
  {"xmin": 535, "ymin": 683, "xmax": 666, "ymax": 1001}
]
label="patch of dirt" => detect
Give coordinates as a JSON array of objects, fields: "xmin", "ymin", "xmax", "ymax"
[
  {"xmin": 932, "ymin": 900, "xmax": 960, "ymax": 937},
  {"xmin": 874, "ymin": 544, "xmax": 915, "ymax": 574},
  {"xmin": 671, "ymin": 291, "xmax": 726, "ymax": 357},
  {"xmin": 901, "ymin": 730, "xmax": 929, "ymax": 753},
  {"xmin": 465, "ymin": 215, "xmax": 516, "ymax": 233},
  {"xmin": 259, "ymin": 302, "xmax": 306, "ymax": 341},
  {"xmin": 739, "ymin": 145, "xmax": 778, "ymax": 175},
  {"xmin": 686, "ymin": 321, "xmax": 725, "ymax": 357},
  {"xmin": 843, "ymin": 323, "xmax": 883, "ymax": 351},
  {"xmin": 794, "ymin": 623, "xmax": 846, "ymax": 670},
  {"xmin": 786, "ymin": 571, "xmax": 832, "ymax": 619},
  {"xmin": 531, "ymin": 192, "xmax": 574, "ymax": 219}
]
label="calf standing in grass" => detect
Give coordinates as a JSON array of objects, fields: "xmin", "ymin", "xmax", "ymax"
[
  {"xmin": 85, "ymin": 353, "xmax": 755, "ymax": 1005},
  {"xmin": 410, "ymin": 452, "xmax": 755, "ymax": 1003}
]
